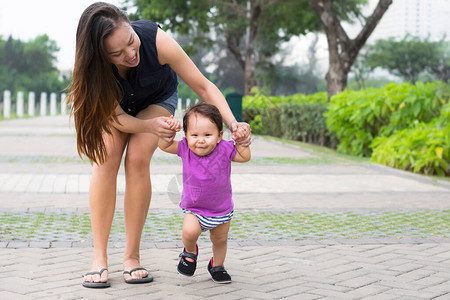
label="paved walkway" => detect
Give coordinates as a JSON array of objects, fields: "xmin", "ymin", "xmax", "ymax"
[{"xmin": 0, "ymin": 115, "xmax": 449, "ymax": 299}]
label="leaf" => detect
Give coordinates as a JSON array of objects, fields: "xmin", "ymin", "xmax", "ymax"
[{"xmin": 435, "ymin": 147, "xmax": 443, "ymax": 159}]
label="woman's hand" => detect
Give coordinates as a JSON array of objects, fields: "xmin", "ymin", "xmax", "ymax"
[
  {"xmin": 231, "ymin": 122, "xmax": 251, "ymax": 147},
  {"xmin": 148, "ymin": 116, "xmax": 181, "ymax": 141}
]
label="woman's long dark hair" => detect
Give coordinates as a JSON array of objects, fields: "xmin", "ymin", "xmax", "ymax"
[{"xmin": 67, "ymin": 2, "xmax": 128, "ymax": 164}]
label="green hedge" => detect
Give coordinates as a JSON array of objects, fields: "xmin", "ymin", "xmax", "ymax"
[
  {"xmin": 371, "ymin": 103, "xmax": 450, "ymax": 176},
  {"xmin": 242, "ymin": 89, "xmax": 335, "ymax": 147},
  {"xmin": 242, "ymin": 82, "xmax": 449, "ymax": 176},
  {"xmin": 325, "ymin": 81, "xmax": 448, "ymax": 157}
]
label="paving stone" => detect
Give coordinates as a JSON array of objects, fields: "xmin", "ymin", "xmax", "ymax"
[
  {"xmin": 337, "ymin": 277, "xmax": 380, "ymax": 289},
  {"xmin": 361, "ymin": 294, "xmax": 400, "ymax": 300},
  {"xmin": 434, "ymin": 292, "xmax": 450, "ymax": 299},
  {"xmin": 345, "ymin": 284, "xmax": 391, "ymax": 297},
  {"xmin": 0, "ymin": 291, "xmax": 33, "ymax": 300}
]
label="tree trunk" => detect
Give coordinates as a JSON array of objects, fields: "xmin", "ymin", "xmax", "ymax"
[
  {"xmin": 326, "ymin": 64, "xmax": 347, "ymax": 97},
  {"xmin": 221, "ymin": 0, "xmax": 274, "ymax": 95},
  {"xmin": 244, "ymin": 47, "xmax": 257, "ymax": 95},
  {"xmin": 310, "ymin": 0, "xmax": 393, "ymax": 100},
  {"xmin": 244, "ymin": 1, "xmax": 262, "ymax": 95}
]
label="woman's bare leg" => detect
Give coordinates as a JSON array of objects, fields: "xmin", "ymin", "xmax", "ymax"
[
  {"xmin": 122, "ymin": 105, "xmax": 171, "ymax": 280},
  {"xmin": 84, "ymin": 127, "xmax": 128, "ymax": 283}
]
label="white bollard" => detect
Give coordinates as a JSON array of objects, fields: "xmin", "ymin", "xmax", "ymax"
[
  {"xmin": 3, "ymin": 90, "xmax": 11, "ymax": 118},
  {"xmin": 177, "ymin": 97, "xmax": 182, "ymax": 112},
  {"xmin": 50, "ymin": 93, "xmax": 57, "ymax": 116},
  {"xmin": 40, "ymin": 92, "xmax": 47, "ymax": 116},
  {"xmin": 17, "ymin": 91, "xmax": 24, "ymax": 118},
  {"xmin": 186, "ymin": 98, "xmax": 191, "ymax": 109},
  {"xmin": 28, "ymin": 91, "xmax": 35, "ymax": 117},
  {"xmin": 61, "ymin": 93, "xmax": 67, "ymax": 115},
  {"xmin": 28, "ymin": 92, "xmax": 35, "ymax": 117}
]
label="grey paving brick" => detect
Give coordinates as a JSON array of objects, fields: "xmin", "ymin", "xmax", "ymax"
[
  {"xmin": 345, "ymin": 284, "xmax": 391, "ymax": 297},
  {"xmin": 7, "ymin": 241, "xmax": 29, "ymax": 248},
  {"xmin": 389, "ymin": 263, "xmax": 425, "ymax": 273},
  {"xmin": 361, "ymin": 294, "xmax": 400, "ymax": 300},
  {"xmin": 387, "ymin": 287, "xmax": 443, "ymax": 298},
  {"xmin": 433, "ymin": 293, "xmax": 450, "ymax": 299},
  {"xmin": 337, "ymin": 277, "xmax": 380, "ymax": 289},
  {"xmin": 282, "ymin": 293, "xmax": 323, "ymax": 300},
  {"xmin": 302, "ymin": 282, "xmax": 351, "ymax": 293},
  {"xmin": 307, "ymin": 288, "xmax": 356, "ymax": 299},
  {"xmin": 0, "ymin": 291, "xmax": 33, "ymax": 300},
  {"xmin": 412, "ymin": 276, "xmax": 448, "ymax": 286}
]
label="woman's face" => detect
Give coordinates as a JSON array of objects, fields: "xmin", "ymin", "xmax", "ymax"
[{"xmin": 104, "ymin": 22, "xmax": 141, "ymax": 69}]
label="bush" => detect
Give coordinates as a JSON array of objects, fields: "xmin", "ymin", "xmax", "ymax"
[
  {"xmin": 280, "ymin": 103, "xmax": 337, "ymax": 147},
  {"xmin": 325, "ymin": 81, "xmax": 449, "ymax": 157},
  {"xmin": 242, "ymin": 89, "xmax": 332, "ymax": 146},
  {"xmin": 370, "ymin": 102, "xmax": 450, "ymax": 176}
]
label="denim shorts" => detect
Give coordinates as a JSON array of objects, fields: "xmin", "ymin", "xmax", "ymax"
[
  {"xmin": 153, "ymin": 89, "xmax": 178, "ymax": 115},
  {"xmin": 182, "ymin": 209, "xmax": 234, "ymax": 232}
]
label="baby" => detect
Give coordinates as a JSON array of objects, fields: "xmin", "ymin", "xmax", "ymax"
[{"xmin": 158, "ymin": 102, "xmax": 251, "ymax": 283}]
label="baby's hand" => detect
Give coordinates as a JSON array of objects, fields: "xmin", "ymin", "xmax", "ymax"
[
  {"xmin": 164, "ymin": 131, "xmax": 177, "ymax": 143},
  {"xmin": 165, "ymin": 115, "xmax": 182, "ymax": 131},
  {"xmin": 232, "ymin": 123, "xmax": 251, "ymax": 146}
]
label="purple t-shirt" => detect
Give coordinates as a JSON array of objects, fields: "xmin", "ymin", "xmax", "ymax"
[{"xmin": 177, "ymin": 137, "xmax": 237, "ymax": 217}]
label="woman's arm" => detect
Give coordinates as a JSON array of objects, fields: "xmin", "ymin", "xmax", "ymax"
[
  {"xmin": 155, "ymin": 28, "xmax": 251, "ymax": 146},
  {"xmin": 112, "ymin": 105, "xmax": 176, "ymax": 140}
]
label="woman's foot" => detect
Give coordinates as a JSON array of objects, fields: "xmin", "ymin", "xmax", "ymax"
[
  {"xmin": 82, "ymin": 267, "xmax": 110, "ymax": 288},
  {"xmin": 123, "ymin": 258, "xmax": 151, "ymax": 283},
  {"xmin": 83, "ymin": 255, "xmax": 109, "ymax": 286}
]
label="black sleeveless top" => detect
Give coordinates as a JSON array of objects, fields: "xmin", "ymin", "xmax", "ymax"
[{"xmin": 113, "ymin": 20, "xmax": 178, "ymax": 116}]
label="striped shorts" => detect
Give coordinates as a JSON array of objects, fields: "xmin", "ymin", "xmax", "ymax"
[{"xmin": 182, "ymin": 209, "xmax": 234, "ymax": 232}]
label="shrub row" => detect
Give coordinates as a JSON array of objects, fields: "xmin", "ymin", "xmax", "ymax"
[
  {"xmin": 242, "ymin": 82, "xmax": 449, "ymax": 176},
  {"xmin": 370, "ymin": 103, "xmax": 450, "ymax": 176},
  {"xmin": 325, "ymin": 82, "xmax": 448, "ymax": 157},
  {"xmin": 242, "ymin": 89, "xmax": 336, "ymax": 147}
]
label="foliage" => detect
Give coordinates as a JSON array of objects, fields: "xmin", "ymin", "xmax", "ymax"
[
  {"xmin": 325, "ymin": 81, "xmax": 449, "ymax": 157},
  {"xmin": 242, "ymin": 88, "xmax": 333, "ymax": 146},
  {"xmin": 127, "ymin": 0, "xmax": 368, "ymax": 94},
  {"xmin": 0, "ymin": 35, "xmax": 66, "ymax": 100},
  {"xmin": 347, "ymin": 76, "xmax": 393, "ymax": 91},
  {"xmin": 371, "ymin": 103, "xmax": 450, "ymax": 176},
  {"xmin": 280, "ymin": 103, "xmax": 337, "ymax": 147},
  {"xmin": 366, "ymin": 36, "xmax": 450, "ymax": 83}
]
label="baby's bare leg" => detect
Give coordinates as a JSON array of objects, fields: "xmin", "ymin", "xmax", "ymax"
[{"xmin": 209, "ymin": 222, "xmax": 231, "ymax": 266}]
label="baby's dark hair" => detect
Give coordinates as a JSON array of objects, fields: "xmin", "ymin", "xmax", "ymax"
[{"xmin": 183, "ymin": 102, "xmax": 223, "ymax": 132}]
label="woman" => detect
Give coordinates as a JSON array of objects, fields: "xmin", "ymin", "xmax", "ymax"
[{"xmin": 68, "ymin": 2, "xmax": 251, "ymax": 288}]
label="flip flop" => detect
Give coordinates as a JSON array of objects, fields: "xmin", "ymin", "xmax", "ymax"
[
  {"xmin": 82, "ymin": 268, "xmax": 111, "ymax": 288},
  {"xmin": 123, "ymin": 267, "xmax": 153, "ymax": 284}
]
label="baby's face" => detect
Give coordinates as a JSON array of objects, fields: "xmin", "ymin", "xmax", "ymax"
[{"xmin": 185, "ymin": 113, "xmax": 223, "ymax": 156}]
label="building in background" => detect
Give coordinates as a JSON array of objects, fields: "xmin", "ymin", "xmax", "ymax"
[
  {"xmin": 369, "ymin": 0, "xmax": 449, "ymax": 42},
  {"xmin": 284, "ymin": 0, "xmax": 450, "ymax": 78}
]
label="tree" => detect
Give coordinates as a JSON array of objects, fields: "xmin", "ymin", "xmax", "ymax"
[
  {"xmin": 127, "ymin": 0, "xmax": 321, "ymax": 95},
  {"xmin": 258, "ymin": 34, "xmax": 326, "ymax": 95},
  {"xmin": 431, "ymin": 39, "xmax": 450, "ymax": 83},
  {"xmin": 365, "ymin": 36, "xmax": 450, "ymax": 83},
  {"xmin": 310, "ymin": 0, "xmax": 392, "ymax": 99},
  {"xmin": 0, "ymin": 35, "xmax": 65, "ymax": 97}
]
